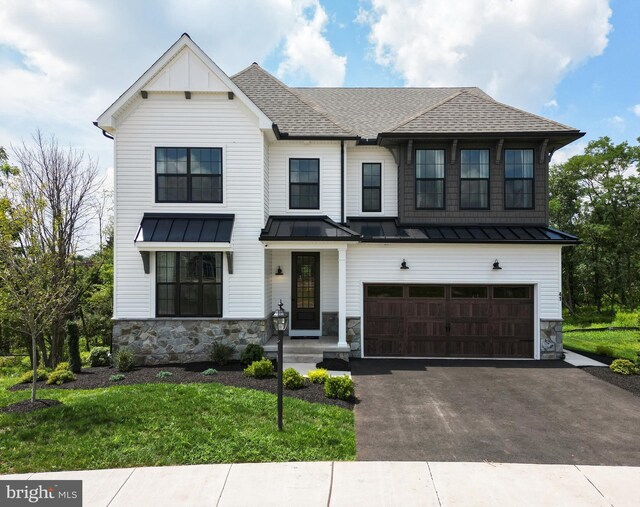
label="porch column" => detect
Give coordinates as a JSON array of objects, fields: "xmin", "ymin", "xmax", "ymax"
[{"xmin": 338, "ymin": 246, "xmax": 347, "ymax": 347}]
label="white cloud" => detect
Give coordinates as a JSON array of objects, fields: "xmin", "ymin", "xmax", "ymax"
[
  {"xmin": 608, "ymin": 115, "xmax": 625, "ymax": 130},
  {"xmin": 632, "ymin": 104, "xmax": 640, "ymax": 118},
  {"xmin": 277, "ymin": 1, "xmax": 347, "ymax": 86},
  {"xmin": 551, "ymin": 141, "xmax": 587, "ymax": 165},
  {"xmin": 544, "ymin": 99, "xmax": 558, "ymax": 109},
  {"xmin": 359, "ymin": 0, "xmax": 612, "ymax": 109}
]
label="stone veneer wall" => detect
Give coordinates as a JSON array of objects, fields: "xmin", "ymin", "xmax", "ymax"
[
  {"xmin": 322, "ymin": 312, "xmax": 338, "ymax": 336},
  {"xmin": 346, "ymin": 317, "xmax": 361, "ymax": 358},
  {"xmin": 112, "ymin": 319, "xmax": 268, "ymax": 366},
  {"xmin": 540, "ymin": 319, "xmax": 563, "ymax": 360}
]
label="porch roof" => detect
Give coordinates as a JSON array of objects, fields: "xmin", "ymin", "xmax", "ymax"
[{"xmin": 260, "ymin": 216, "xmax": 360, "ymax": 241}]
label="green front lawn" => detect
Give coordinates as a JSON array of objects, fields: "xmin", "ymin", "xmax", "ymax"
[
  {"xmin": 0, "ymin": 378, "xmax": 355, "ymax": 474},
  {"xmin": 563, "ymin": 330, "xmax": 640, "ymax": 361}
]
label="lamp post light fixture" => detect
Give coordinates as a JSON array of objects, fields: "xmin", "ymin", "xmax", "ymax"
[{"xmin": 271, "ymin": 299, "xmax": 289, "ymax": 431}]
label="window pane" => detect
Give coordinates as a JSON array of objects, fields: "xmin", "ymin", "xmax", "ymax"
[
  {"xmin": 409, "ymin": 286, "xmax": 445, "ymax": 298},
  {"xmin": 493, "ymin": 286, "xmax": 530, "ymax": 299},
  {"xmin": 156, "ymin": 252, "xmax": 176, "ymax": 282},
  {"xmin": 505, "ymin": 180, "xmax": 533, "ymax": 208},
  {"xmin": 505, "ymin": 149, "xmax": 533, "ymax": 178},
  {"xmin": 162, "ymin": 148, "xmax": 188, "ymax": 174},
  {"xmin": 191, "ymin": 148, "xmax": 222, "ymax": 175},
  {"xmin": 180, "ymin": 252, "xmax": 200, "ymax": 283},
  {"xmin": 460, "ymin": 180, "xmax": 488, "ymax": 209},
  {"xmin": 367, "ymin": 285, "xmax": 403, "ymax": 297},
  {"xmin": 179, "ymin": 284, "xmax": 199, "ymax": 316},
  {"xmin": 290, "ymin": 183, "xmax": 318, "ymax": 209},
  {"xmin": 416, "ymin": 149, "xmax": 444, "ymax": 178},
  {"xmin": 363, "ymin": 188, "xmax": 381, "ymax": 212},
  {"xmin": 202, "ymin": 253, "xmax": 222, "ymax": 283},
  {"xmin": 157, "ymin": 284, "xmax": 176, "ymax": 315},
  {"xmin": 191, "ymin": 175, "xmax": 222, "ymax": 202},
  {"xmin": 203, "ymin": 284, "xmax": 222, "ymax": 317},
  {"xmin": 451, "ymin": 286, "xmax": 487, "ymax": 298},
  {"xmin": 157, "ymin": 175, "xmax": 188, "ymax": 202},
  {"xmin": 416, "ymin": 180, "xmax": 444, "ymax": 209},
  {"xmin": 363, "ymin": 163, "xmax": 381, "ymax": 187},
  {"xmin": 461, "ymin": 150, "xmax": 489, "ymax": 178}
]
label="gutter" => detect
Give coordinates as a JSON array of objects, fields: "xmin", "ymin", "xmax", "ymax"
[{"xmin": 92, "ymin": 121, "xmax": 114, "ymax": 140}]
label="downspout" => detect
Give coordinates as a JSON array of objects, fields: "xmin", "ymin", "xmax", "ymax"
[
  {"xmin": 92, "ymin": 121, "xmax": 114, "ymax": 140},
  {"xmin": 340, "ymin": 140, "xmax": 345, "ymax": 223}
]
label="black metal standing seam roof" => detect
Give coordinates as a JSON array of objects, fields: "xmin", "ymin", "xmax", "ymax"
[
  {"xmin": 345, "ymin": 218, "xmax": 579, "ymax": 244},
  {"xmin": 135, "ymin": 213, "xmax": 235, "ymax": 243},
  {"xmin": 260, "ymin": 216, "xmax": 360, "ymax": 241}
]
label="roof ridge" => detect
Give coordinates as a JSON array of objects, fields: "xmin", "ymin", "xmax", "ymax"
[
  {"xmin": 229, "ymin": 63, "xmax": 257, "ymax": 80},
  {"xmin": 242, "ymin": 64, "xmax": 354, "ymax": 135},
  {"xmin": 387, "ymin": 90, "xmax": 466, "ymax": 132},
  {"xmin": 294, "ymin": 86, "xmax": 484, "ymax": 91}
]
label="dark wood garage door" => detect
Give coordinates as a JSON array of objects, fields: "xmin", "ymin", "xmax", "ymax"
[{"xmin": 364, "ymin": 284, "xmax": 533, "ymax": 358}]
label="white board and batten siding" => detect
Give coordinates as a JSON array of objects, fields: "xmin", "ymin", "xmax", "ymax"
[
  {"xmin": 345, "ymin": 145, "xmax": 398, "ymax": 217},
  {"xmin": 113, "ymin": 93, "xmax": 266, "ymax": 320}
]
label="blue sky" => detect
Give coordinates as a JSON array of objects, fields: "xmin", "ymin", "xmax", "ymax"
[{"xmin": 0, "ymin": 0, "xmax": 638, "ymax": 249}]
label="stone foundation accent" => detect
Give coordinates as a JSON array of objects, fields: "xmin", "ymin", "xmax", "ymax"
[
  {"xmin": 346, "ymin": 317, "xmax": 361, "ymax": 358},
  {"xmin": 323, "ymin": 351, "xmax": 350, "ymax": 361},
  {"xmin": 322, "ymin": 312, "xmax": 338, "ymax": 336},
  {"xmin": 112, "ymin": 319, "xmax": 268, "ymax": 366},
  {"xmin": 540, "ymin": 319, "xmax": 563, "ymax": 360}
]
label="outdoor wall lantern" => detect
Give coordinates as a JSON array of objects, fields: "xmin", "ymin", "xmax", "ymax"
[
  {"xmin": 400, "ymin": 259, "xmax": 409, "ymax": 270},
  {"xmin": 493, "ymin": 259, "xmax": 502, "ymax": 270},
  {"xmin": 271, "ymin": 300, "xmax": 289, "ymax": 431},
  {"xmin": 275, "ymin": 266, "xmax": 284, "ymax": 276}
]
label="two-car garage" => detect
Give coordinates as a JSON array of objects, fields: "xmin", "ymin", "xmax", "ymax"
[{"xmin": 363, "ymin": 284, "xmax": 534, "ymax": 358}]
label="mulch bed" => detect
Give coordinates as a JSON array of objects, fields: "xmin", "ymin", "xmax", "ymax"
[
  {"xmin": 8, "ymin": 362, "xmax": 355, "ymax": 410},
  {"xmin": 582, "ymin": 366, "xmax": 640, "ymax": 397},
  {"xmin": 1, "ymin": 399, "xmax": 62, "ymax": 414}
]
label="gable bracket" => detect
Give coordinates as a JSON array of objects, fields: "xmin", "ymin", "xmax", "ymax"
[
  {"xmin": 227, "ymin": 91, "xmax": 234, "ymax": 100},
  {"xmin": 406, "ymin": 140, "xmax": 413, "ymax": 165},
  {"xmin": 140, "ymin": 251, "xmax": 150, "ymax": 274},
  {"xmin": 184, "ymin": 91, "xmax": 191, "ymax": 100},
  {"xmin": 495, "ymin": 139, "xmax": 504, "ymax": 164},
  {"xmin": 385, "ymin": 146, "xmax": 400, "ymax": 166},
  {"xmin": 141, "ymin": 91, "xmax": 148, "ymax": 99},
  {"xmin": 451, "ymin": 139, "xmax": 458, "ymax": 164},
  {"xmin": 539, "ymin": 138, "xmax": 549, "ymax": 164},
  {"xmin": 547, "ymin": 147, "xmax": 557, "ymax": 164}
]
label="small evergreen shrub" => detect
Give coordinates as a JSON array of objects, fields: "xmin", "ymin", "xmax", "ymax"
[
  {"xmin": 19, "ymin": 369, "xmax": 49, "ymax": 383},
  {"xmin": 609, "ymin": 359, "xmax": 639, "ymax": 375},
  {"xmin": 109, "ymin": 374, "xmax": 126, "ymax": 382},
  {"xmin": 241, "ymin": 344, "xmax": 264, "ymax": 366},
  {"xmin": 595, "ymin": 345, "xmax": 615, "ymax": 357},
  {"xmin": 46, "ymin": 369, "xmax": 76, "ymax": 385},
  {"xmin": 243, "ymin": 358, "xmax": 274, "ymax": 378},
  {"xmin": 201, "ymin": 368, "xmax": 218, "ymax": 376},
  {"xmin": 156, "ymin": 371, "xmax": 173, "ymax": 379},
  {"xmin": 114, "ymin": 349, "xmax": 135, "ymax": 372},
  {"xmin": 211, "ymin": 343, "xmax": 234, "ymax": 365},
  {"xmin": 89, "ymin": 347, "xmax": 111, "ymax": 367},
  {"xmin": 80, "ymin": 351, "xmax": 91, "ymax": 366},
  {"xmin": 324, "ymin": 375, "xmax": 355, "ymax": 401},
  {"xmin": 66, "ymin": 321, "xmax": 82, "ymax": 373},
  {"xmin": 307, "ymin": 368, "xmax": 330, "ymax": 384},
  {"xmin": 283, "ymin": 368, "xmax": 306, "ymax": 390},
  {"xmin": 54, "ymin": 362, "xmax": 70, "ymax": 372}
]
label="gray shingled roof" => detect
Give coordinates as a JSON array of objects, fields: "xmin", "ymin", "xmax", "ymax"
[{"xmin": 231, "ymin": 63, "xmax": 580, "ymax": 139}]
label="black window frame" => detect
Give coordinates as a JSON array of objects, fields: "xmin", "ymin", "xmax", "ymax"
[
  {"xmin": 459, "ymin": 149, "xmax": 490, "ymax": 210},
  {"xmin": 504, "ymin": 148, "xmax": 535, "ymax": 210},
  {"xmin": 289, "ymin": 158, "xmax": 320, "ymax": 210},
  {"xmin": 155, "ymin": 147, "xmax": 223, "ymax": 204},
  {"xmin": 362, "ymin": 162, "xmax": 382, "ymax": 212},
  {"xmin": 415, "ymin": 148, "xmax": 446, "ymax": 210},
  {"xmin": 155, "ymin": 251, "xmax": 223, "ymax": 318}
]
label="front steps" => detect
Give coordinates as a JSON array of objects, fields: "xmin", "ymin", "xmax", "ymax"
[{"xmin": 263, "ymin": 335, "xmax": 350, "ymax": 365}]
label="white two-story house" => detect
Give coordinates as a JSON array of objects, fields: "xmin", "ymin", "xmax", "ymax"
[{"xmin": 96, "ymin": 34, "xmax": 582, "ymax": 365}]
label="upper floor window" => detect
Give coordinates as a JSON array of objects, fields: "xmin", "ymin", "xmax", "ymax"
[
  {"xmin": 460, "ymin": 149, "xmax": 489, "ymax": 209},
  {"xmin": 504, "ymin": 149, "xmax": 534, "ymax": 209},
  {"xmin": 156, "ymin": 148, "xmax": 223, "ymax": 203},
  {"xmin": 156, "ymin": 251, "xmax": 223, "ymax": 317},
  {"xmin": 416, "ymin": 149, "xmax": 445, "ymax": 209},
  {"xmin": 362, "ymin": 163, "xmax": 382, "ymax": 212},
  {"xmin": 289, "ymin": 158, "xmax": 319, "ymax": 209}
]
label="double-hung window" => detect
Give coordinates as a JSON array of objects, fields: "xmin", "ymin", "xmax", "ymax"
[
  {"xmin": 460, "ymin": 149, "xmax": 489, "ymax": 209},
  {"xmin": 362, "ymin": 163, "xmax": 382, "ymax": 212},
  {"xmin": 504, "ymin": 149, "xmax": 534, "ymax": 209},
  {"xmin": 289, "ymin": 158, "xmax": 319, "ymax": 209},
  {"xmin": 156, "ymin": 147, "xmax": 222, "ymax": 203},
  {"xmin": 416, "ymin": 149, "xmax": 445, "ymax": 209},
  {"xmin": 156, "ymin": 252, "xmax": 223, "ymax": 317}
]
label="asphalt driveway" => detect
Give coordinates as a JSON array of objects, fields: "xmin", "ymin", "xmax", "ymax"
[{"xmin": 351, "ymin": 359, "xmax": 640, "ymax": 465}]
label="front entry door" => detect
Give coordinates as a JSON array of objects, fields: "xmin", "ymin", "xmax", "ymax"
[{"xmin": 291, "ymin": 252, "xmax": 320, "ymax": 330}]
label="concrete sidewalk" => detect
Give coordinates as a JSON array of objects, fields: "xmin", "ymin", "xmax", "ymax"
[{"xmin": 3, "ymin": 461, "xmax": 638, "ymax": 506}]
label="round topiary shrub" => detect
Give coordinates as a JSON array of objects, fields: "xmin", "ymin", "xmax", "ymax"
[
  {"xmin": 211, "ymin": 343, "xmax": 234, "ymax": 365},
  {"xmin": 283, "ymin": 368, "xmax": 306, "ymax": 389},
  {"xmin": 324, "ymin": 375, "xmax": 355, "ymax": 401},
  {"xmin": 609, "ymin": 358, "xmax": 639, "ymax": 375},
  {"xmin": 46, "ymin": 369, "xmax": 76, "ymax": 385},
  {"xmin": 307, "ymin": 368, "xmax": 329, "ymax": 384},
  {"xmin": 241, "ymin": 344, "xmax": 265, "ymax": 366},
  {"xmin": 244, "ymin": 358, "xmax": 274, "ymax": 378},
  {"xmin": 89, "ymin": 347, "xmax": 111, "ymax": 367},
  {"xmin": 114, "ymin": 349, "xmax": 135, "ymax": 372}
]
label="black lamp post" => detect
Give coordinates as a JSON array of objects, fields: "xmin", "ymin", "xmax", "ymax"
[{"xmin": 271, "ymin": 299, "xmax": 289, "ymax": 431}]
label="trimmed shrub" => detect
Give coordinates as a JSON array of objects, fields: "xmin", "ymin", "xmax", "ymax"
[
  {"xmin": 89, "ymin": 347, "xmax": 111, "ymax": 367},
  {"xmin": 18, "ymin": 369, "xmax": 49, "ymax": 384},
  {"xmin": 241, "ymin": 344, "xmax": 264, "ymax": 366},
  {"xmin": 110, "ymin": 374, "xmax": 126, "ymax": 382},
  {"xmin": 201, "ymin": 368, "xmax": 218, "ymax": 376},
  {"xmin": 211, "ymin": 343, "xmax": 234, "ymax": 366},
  {"xmin": 156, "ymin": 371, "xmax": 173, "ymax": 379},
  {"xmin": 595, "ymin": 345, "xmax": 615, "ymax": 357},
  {"xmin": 283, "ymin": 368, "xmax": 306, "ymax": 390},
  {"xmin": 46, "ymin": 369, "xmax": 76, "ymax": 385},
  {"xmin": 307, "ymin": 368, "xmax": 330, "ymax": 384},
  {"xmin": 244, "ymin": 358, "xmax": 274, "ymax": 378},
  {"xmin": 610, "ymin": 359, "xmax": 639, "ymax": 375},
  {"xmin": 324, "ymin": 375, "xmax": 355, "ymax": 401},
  {"xmin": 114, "ymin": 349, "xmax": 135, "ymax": 372},
  {"xmin": 66, "ymin": 321, "xmax": 82, "ymax": 373}
]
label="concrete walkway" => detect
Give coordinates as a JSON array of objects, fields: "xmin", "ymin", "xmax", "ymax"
[
  {"xmin": 3, "ymin": 461, "xmax": 638, "ymax": 506},
  {"xmin": 563, "ymin": 349, "xmax": 608, "ymax": 367}
]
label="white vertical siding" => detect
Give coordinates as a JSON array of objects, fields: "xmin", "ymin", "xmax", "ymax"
[
  {"xmin": 346, "ymin": 145, "xmax": 398, "ymax": 217},
  {"xmin": 268, "ymin": 141, "xmax": 342, "ymax": 221},
  {"xmin": 114, "ymin": 93, "xmax": 265, "ymax": 319},
  {"xmin": 345, "ymin": 244, "xmax": 562, "ymax": 319}
]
